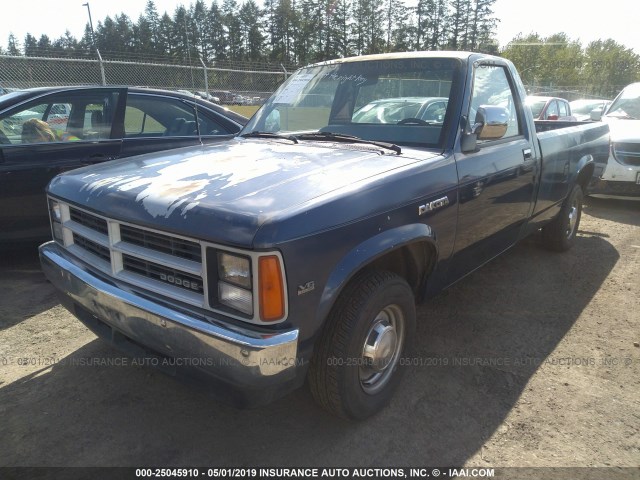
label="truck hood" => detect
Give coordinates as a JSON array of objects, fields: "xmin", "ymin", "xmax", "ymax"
[
  {"xmin": 603, "ymin": 117, "xmax": 640, "ymax": 143},
  {"xmin": 49, "ymin": 139, "xmax": 434, "ymax": 246}
]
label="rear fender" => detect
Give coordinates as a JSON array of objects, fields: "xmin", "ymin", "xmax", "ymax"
[{"xmin": 571, "ymin": 154, "xmax": 595, "ymax": 192}]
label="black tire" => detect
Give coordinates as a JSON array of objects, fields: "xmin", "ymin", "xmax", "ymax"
[
  {"xmin": 308, "ymin": 270, "xmax": 416, "ymax": 420},
  {"xmin": 541, "ymin": 183, "xmax": 583, "ymax": 252}
]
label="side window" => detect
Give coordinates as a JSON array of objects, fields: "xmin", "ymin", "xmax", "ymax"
[
  {"xmin": 558, "ymin": 101, "xmax": 568, "ymax": 118},
  {"xmin": 0, "ymin": 92, "xmax": 118, "ymax": 145},
  {"xmin": 83, "ymin": 102, "xmax": 113, "ymax": 140},
  {"xmin": 0, "ymin": 102, "xmax": 75, "ymax": 145},
  {"xmin": 545, "ymin": 101, "xmax": 559, "ymax": 119},
  {"xmin": 123, "ymin": 105, "xmax": 165, "ymax": 136},
  {"xmin": 124, "ymin": 94, "xmax": 230, "ymax": 138},
  {"xmin": 0, "ymin": 104, "xmax": 49, "ymax": 144},
  {"xmin": 198, "ymin": 112, "xmax": 231, "ymax": 136},
  {"xmin": 469, "ymin": 65, "xmax": 521, "ymax": 140},
  {"xmin": 47, "ymin": 103, "xmax": 71, "ymax": 131},
  {"xmin": 422, "ymin": 101, "xmax": 447, "ymax": 123}
]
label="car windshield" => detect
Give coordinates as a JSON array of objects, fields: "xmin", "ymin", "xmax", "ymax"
[
  {"xmin": 606, "ymin": 83, "xmax": 640, "ymax": 120},
  {"xmin": 525, "ymin": 98, "xmax": 547, "ymax": 118},
  {"xmin": 570, "ymin": 100, "xmax": 606, "ymax": 115},
  {"xmin": 242, "ymin": 57, "xmax": 460, "ymax": 148}
]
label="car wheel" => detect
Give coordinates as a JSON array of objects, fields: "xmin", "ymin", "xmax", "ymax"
[
  {"xmin": 308, "ymin": 270, "xmax": 416, "ymax": 420},
  {"xmin": 541, "ymin": 183, "xmax": 583, "ymax": 252}
]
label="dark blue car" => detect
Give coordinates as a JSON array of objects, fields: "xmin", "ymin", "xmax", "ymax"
[{"xmin": 0, "ymin": 86, "xmax": 247, "ymax": 242}]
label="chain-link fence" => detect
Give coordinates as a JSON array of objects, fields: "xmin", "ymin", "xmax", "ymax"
[
  {"xmin": 0, "ymin": 52, "xmax": 293, "ymax": 106},
  {"xmin": 522, "ymin": 84, "xmax": 625, "ymax": 101},
  {"xmin": 1, "ymin": 52, "xmax": 626, "ymax": 105}
]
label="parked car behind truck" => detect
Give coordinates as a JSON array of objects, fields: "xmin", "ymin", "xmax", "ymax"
[
  {"xmin": 40, "ymin": 52, "xmax": 609, "ymax": 420},
  {"xmin": 589, "ymin": 82, "xmax": 640, "ymax": 198},
  {"xmin": 0, "ymin": 86, "xmax": 247, "ymax": 242},
  {"xmin": 525, "ymin": 95, "xmax": 576, "ymax": 121}
]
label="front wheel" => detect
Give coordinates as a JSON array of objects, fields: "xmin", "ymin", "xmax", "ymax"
[
  {"xmin": 541, "ymin": 183, "xmax": 583, "ymax": 251},
  {"xmin": 308, "ymin": 270, "xmax": 416, "ymax": 420}
]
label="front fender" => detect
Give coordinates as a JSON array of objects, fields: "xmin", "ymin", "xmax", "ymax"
[{"xmin": 315, "ymin": 223, "xmax": 438, "ymax": 326}]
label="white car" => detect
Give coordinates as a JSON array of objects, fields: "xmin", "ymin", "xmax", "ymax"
[
  {"xmin": 589, "ymin": 82, "xmax": 640, "ymax": 199},
  {"xmin": 569, "ymin": 98, "xmax": 611, "ymax": 122}
]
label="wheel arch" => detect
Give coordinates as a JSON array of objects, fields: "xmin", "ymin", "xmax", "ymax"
[
  {"xmin": 315, "ymin": 223, "xmax": 438, "ymax": 327},
  {"xmin": 572, "ymin": 154, "xmax": 595, "ymax": 193}
]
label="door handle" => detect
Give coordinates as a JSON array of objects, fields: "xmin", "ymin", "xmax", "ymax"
[{"xmin": 523, "ymin": 148, "xmax": 532, "ymax": 160}]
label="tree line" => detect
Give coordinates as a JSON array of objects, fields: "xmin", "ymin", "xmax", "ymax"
[
  {"xmin": 2, "ymin": 0, "xmax": 639, "ymax": 98},
  {"xmin": 2, "ymin": 0, "xmax": 499, "ymax": 65}
]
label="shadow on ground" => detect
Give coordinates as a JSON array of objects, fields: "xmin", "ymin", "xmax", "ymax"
[
  {"xmin": 583, "ymin": 196, "xmax": 640, "ymax": 227},
  {"xmin": 0, "ymin": 230, "xmax": 619, "ymax": 467},
  {"xmin": 0, "ymin": 242, "xmax": 58, "ymax": 331}
]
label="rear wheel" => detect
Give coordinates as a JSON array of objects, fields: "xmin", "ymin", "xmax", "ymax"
[
  {"xmin": 541, "ymin": 184, "xmax": 583, "ymax": 251},
  {"xmin": 308, "ymin": 270, "xmax": 416, "ymax": 420}
]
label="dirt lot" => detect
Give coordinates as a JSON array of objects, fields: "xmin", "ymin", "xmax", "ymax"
[{"xmin": 1, "ymin": 197, "xmax": 638, "ymax": 472}]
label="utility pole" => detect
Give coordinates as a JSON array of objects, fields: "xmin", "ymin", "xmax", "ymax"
[{"xmin": 83, "ymin": 2, "xmax": 106, "ymax": 85}]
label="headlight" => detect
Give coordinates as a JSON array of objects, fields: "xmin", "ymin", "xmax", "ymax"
[
  {"xmin": 208, "ymin": 249, "xmax": 286, "ymax": 323},
  {"xmin": 218, "ymin": 281, "xmax": 253, "ymax": 315},
  {"xmin": 217, "ymin": 252, "xmax": 253, "ymax": 315},
  {"xmin": 49, "ymin": 199, "xmax": 63, "ymax": 242},
  {"xmin": 218, "ymin": 252, "xmax": 251, "ymax": 288}
]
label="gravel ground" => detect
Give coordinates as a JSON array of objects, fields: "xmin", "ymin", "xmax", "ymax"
[{"xmin": 0, "ymin": 196, "xmax": 638, "ymax": 475}]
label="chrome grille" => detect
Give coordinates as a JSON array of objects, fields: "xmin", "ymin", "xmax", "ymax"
[
  {"xmin": 69, "ymin": 207, "xmax": 108, "ymax": 235},
  {"xmin": 57, "ymin": 203, "xmax": 205, "ymax": 308},
  {"xmin": 120, "ymin": 224, "xmax": 201, "ymax": 261},
  {"xmin": 122, "ymin": 254, "xmax": 204, "ymax": 294},
  {"xmin": 73, "ymin": 233, "xmax": 110, "ymax": 263}
]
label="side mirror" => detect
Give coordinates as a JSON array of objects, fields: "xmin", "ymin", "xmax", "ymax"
[
  {"xmin": 590, "ymin": 108, "xmax": 603, "ymax": 121},
  {"xmin": 546, "ymin": 114, "xmax": 559, "ymax": 121},
  {"xmin": 473, "ymin": 105, "xmax": 510, "ymax": 140}
]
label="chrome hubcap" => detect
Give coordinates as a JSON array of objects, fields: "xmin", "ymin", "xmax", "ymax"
[
  {"xmin": 363, "ymin": 323, "xmax": 397, "ymax": 371},
  {"xmin": 360, "ymin": 305, "xmax": 404, "ymax": 395}
]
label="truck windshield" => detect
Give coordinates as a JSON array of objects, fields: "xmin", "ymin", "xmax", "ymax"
[{"xmin": 242, "ymin": 57, "xmax": 460, "ymax": 148}]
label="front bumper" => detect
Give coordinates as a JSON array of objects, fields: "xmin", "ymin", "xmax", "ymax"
[
  {"xmin": 39, "ymin": 241, "xmax": 302, "ymax": 407},
  {"xmin": 588, "ymin": 178, "xmax": 640, "ymax": 199},
  {"xmin": 588, "ymin": 155, "xmax": 640, "ymax": 199}
]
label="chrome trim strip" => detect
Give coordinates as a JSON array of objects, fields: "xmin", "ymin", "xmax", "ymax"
[
  {"xmin": 115, "ymin": 269, "xmax": 204, "ymax": 307},
  {"xmin": 65, "ymin": 220, "xmax": 110, "ymax": 247},
  {"xmin": 113, "ymin": 241, "xmax": 202, "ymax": 276}
]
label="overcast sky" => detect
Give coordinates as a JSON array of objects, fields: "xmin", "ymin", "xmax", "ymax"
[{"xmin": 1, "ymin": 0, "xmax": 638, "ymax": 55}]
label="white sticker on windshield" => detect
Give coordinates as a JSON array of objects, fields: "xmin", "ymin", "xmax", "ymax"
[{"xmin": 273, "ymin": 73, "xmax": 315, "ymax": 104}]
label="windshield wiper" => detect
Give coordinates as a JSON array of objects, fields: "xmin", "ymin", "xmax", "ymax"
[
  {"xmin": 240, "ymin": 131, "xmax": 298, "ymax": 143},
  {"xmin": 296, "ymin": 131, "xmax": 402, "ymax": 154}
]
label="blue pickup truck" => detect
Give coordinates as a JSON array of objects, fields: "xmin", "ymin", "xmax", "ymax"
[{"xmin": 40, "ymin": 52, "xmax": 609, "ymax": 420}]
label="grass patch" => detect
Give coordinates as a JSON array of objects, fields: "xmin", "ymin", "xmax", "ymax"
[{"xmin": 226, "ymin": 105, "xmax": 260, "ymax": 118}]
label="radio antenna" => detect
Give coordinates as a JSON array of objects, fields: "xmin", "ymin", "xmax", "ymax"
[{"xmin": 183, "ymin": 12, "xmax": 202, "ymax": 144}]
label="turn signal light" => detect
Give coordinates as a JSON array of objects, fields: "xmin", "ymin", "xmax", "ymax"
[{"xmin": 258, "ymin": 256, "xmax": 285, "ymax": 322}]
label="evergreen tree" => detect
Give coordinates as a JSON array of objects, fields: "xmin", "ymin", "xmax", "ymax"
[
  {"xmin": 239, "ymin": 0, "xmax": 265, "ymax": 61},
  {"xmin": 144, "ymin": 0, "xmax": 161, "ymax": 47},
  {"xmin": 24, "ymin": 34, "xmax": 38, "ymax": 56},
  {"xmin": 222, "ymin": 0, "xmax": 244, "ymax": 59},
  {"xmin": 326, "ymin": 0, "xmax": 351, "ymax": 58},
  {"xmin": 7, "ymin": 34, "xmax": 21, "ymax": 56},
  {"xmin": 157, "ymin": 13, "xmax": 175, "ymax": 55},
  {"xmin": 205, "ymin": 1, "xmax": 226, "ymax": 60}
]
